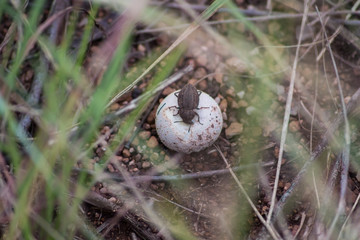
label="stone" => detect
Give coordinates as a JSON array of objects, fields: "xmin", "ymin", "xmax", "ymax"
[
  {"xmin": 214, "ymin": 72, "xmax": 223, "ymax": 84},
  {"xmin": 225, "ymin": 122, "xmax": 243, "ymax": 138},
  {"xmin": 225, "ymin": 57, "xmax": 247, "ymax": 73},
  {"xmin": 150, "ymin": 152, "xmax": 159, "ymax": 162},
  {"xmin": 196, "ymin": 54, "xmax": 208, "ymax": 66},
  {"xmin": 147, "ymin": 110, "xmax": 156, "ymax": 123},
  {"xmin": 162, "ymin": 87, "xmax": 175, "ymax": 96},
  {"xmin": 139, "ymin": 131, "xmax": 151, "ymax": 140},
  {"xmin": 109, "ymin": 103, "xmax": 120, "ymax": 111},
  {"xmin": 142, "ymin": 161, "xmax": 151, "ymax": 169},
  {"xmin": 289, "ymin": 121, "xmax": 300, "ymax": 132},
  {"xmin": 198, "ymin": 80, "xmax": 207, "ymax": 91},
  {"xmin": 122, "ymin": 149, "xmax": 131, "ymax": 158},
  {"xmin": 219, "ymin": 99, "xmax": 228, "ymax": 112},
  {"xmin": 238, "ymin": 100, "xmax": 248, "ymax": 107},
  {"xmin": 147, "ymin": 136, "xmax": 159, "ymax": 148}
]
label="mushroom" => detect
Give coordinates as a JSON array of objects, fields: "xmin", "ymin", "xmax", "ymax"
[{"xmin": 155, "ymin": 87, "xmax": 223, "ymax": 154}]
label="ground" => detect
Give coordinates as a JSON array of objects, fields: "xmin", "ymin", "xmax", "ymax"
[{"xmin": 1, "ymin": 0, "xmax": 360, "ymax": 239}]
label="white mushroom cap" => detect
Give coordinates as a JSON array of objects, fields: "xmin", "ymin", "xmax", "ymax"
[{"xmin": 155, "ymin": 90, "xmax": 223, "ymax": 154}]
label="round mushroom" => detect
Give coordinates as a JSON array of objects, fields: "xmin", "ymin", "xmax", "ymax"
[{"xmin": 155, "ymin": 87, "xmax": 223, "ymax": 154}]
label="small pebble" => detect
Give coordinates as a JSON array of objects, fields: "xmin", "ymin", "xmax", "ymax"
[
  {"xmin": 225, "ymin": 122, "xmax": 243, "ymax": 138},
  {"xmin": 162, "ymin": 87, "xmax": 175, "ymax": 96},
  {"xmin": 137, "ymin": 44, "xmax": 146, "ymax": 52},
  {"xmin": 196, "ymin": 54, "xmax": 208, "ymax": 66},
  {"xmin": 147, "ymin": 136, "xmax": 159, "ymax": 148},
  {"xmin": 147, "ymin": 110, "xmax": 156, "ymax": 123},
  {"xmin": 222, "ymin": 112, "xmax": 228, "ymax": 121},
  {"xmin": 122, "ymin": 149, "xmax": 131, "ymax": 158},
  {"xmin": 134, "ymin": 154, "xmax": 142, "ymax": 161},
  {"xmin": 246, "ymin": 106, "xmax": 256, "ymax": 115},
  {"xmin": 226, "ymin": 87, "xmax": 236, "ymax": 97},
  {"xmin": 237, "ymin": 91, "xmax": 245, "ymax": 99},
  {"xmin": 344, "ymin": 96, "xmax": 351, "ymax": 104},
  {"xmin": 194, "ymin": 67, "xmax": 207, "ymax": 79},
  {"xmin": 110, "ymin": 103, "xmax": 120, "ymax": 111},
  {"xmin": 107, "ymin": 164, "xmax": 115, "ymax": 172},
  {"xmin": 219, "ymin": 99, "xmax": 228, "ymax": 112},
  {"xmin": 150, "ymin": 152, "xmax": 159, "ymax": 161},
  {"xmin": 143, "ymin": 123, "xmax": 151, "ymax": 130},
  {"xmin": 226, "ymin": 57, "xmax": 247, "ymax": 73},
  {"xmin": 231, "ymin": 101, "xmax": 240, "ymax": 109},
  {"xmin": 238, "ymin": 100, "xmax": 248, "ymax": 107},
  {"xmin": 142, "ymin": 161, "xmax": 151, "ymax": 169},
  {"xmin": 139, "ymin": 131, "xmax": 151, "ymax": 140},
  {"xmin": 150, "ymin": 184, "xmax": 159, "ymax": 190},
  {"xmin": 198, "ymin": 80, "xmax": 207, "ymax": 91},
  {"xmin": 214, "ymin": 72, "xmax": 223, "ymax": 84},
  {"xmin": 289, "ymin": 121, "xmax": 300, "ymax": 132},
  {"xmin": 100, "ymin": 187, "xmax": 108, "ymax": 194},
  {"xmin": 164, "ymin": 155, "xmax": 170, "ymax": 162},
  {"xmin": 109, "ymin": 197, "xmax": 117, "ymax": 203}
]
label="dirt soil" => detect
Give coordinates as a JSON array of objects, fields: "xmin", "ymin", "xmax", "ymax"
[
  {"xmin": 85, "ymin": 4, "xmax": 360, "ymax": 239},
  {"xmin": 3, "ymin": 1, "xmax": 360, "ymax": 239}
]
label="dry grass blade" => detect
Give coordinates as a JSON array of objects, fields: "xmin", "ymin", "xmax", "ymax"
[
  {"xmin": 315, "ymin": 1, "xmax": 360, "ymax": 62},
  {"xmin": 23, "ymin": 7, "xmax": 73, "ymax": 59},
  {"xmin": 267, "ymin": 0, "xmax": 310, "ymax": 224},
  {"xmin": 214, "ymin": 144, "xmax": 281, "ymax": 240},
  {"xmin": 108, "ymin": 65, "xmax": 193, "ymax": 119},
  {"xmin": 338, "ymin": 192, "xmax": 360, "ymax": 239},
  {"xmin": 315, "ymin": 6, "xmax": 351, "ymax": 237},
  {"xmin": 106, "ymin": 1, "xmax": 224, "ymax": 107}
]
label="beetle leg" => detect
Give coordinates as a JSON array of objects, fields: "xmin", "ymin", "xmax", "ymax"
[
  {"xmin": 174, "ymin": 92, "xmax": 179, "ymax": 97},
  {"xmin": 196, "ymin": 106, "xmax": 209, "ymax": 110},
  {"xmin": 168, "ymin": 105, "xmax": 180, "ymax": 116},
  {"xmin": 174, "ymin": 120, "xmax": 192, "ymax": 132},
  {"xmin": 197, "ymin": 90, "xmax": 202, "ymax": 96},
  {"xmin": 195, "ymin": 112, "xmax": 203, "ymax": 125}
]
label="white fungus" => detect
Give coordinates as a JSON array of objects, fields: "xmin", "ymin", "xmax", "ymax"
[{"xmin": 155, "ymin": 89, "xmax": 223, "ymax": 154}]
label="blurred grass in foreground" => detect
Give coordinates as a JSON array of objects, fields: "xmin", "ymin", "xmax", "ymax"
[{"xmin": 1, "ymin": 0, "xmax": 359, "ymax": 239}]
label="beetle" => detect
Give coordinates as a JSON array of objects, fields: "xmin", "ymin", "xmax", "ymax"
[{"xmin": 172, "ymin": 83, "xmax": 206, "ymax": 131}]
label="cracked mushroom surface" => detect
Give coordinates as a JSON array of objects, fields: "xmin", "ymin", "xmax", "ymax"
[{"xmin": 155, "ymin": 89, "xmax": 223, "ymax": 154}]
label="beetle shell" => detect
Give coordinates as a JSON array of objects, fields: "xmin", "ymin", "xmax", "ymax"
[
  {"xmin": 179, "ymin": 109, "xmax": 196, "ymax": 124},
  {"xmin": 176, "ymin": 84, "xmax": 201, "ymax": 124},
  {"xmin": 177, "ymin": 84, "xmax": 199, "ymax": 109}
]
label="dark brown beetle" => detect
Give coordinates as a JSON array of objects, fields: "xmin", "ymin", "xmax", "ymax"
[{"xmin": 173, "ymin": 84, "xmax": 204, "ymax": 130}]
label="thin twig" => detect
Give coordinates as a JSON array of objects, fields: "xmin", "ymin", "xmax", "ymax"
[
  {"xmin": 259, "ymin": 87, "xmax": 360, "ymax": 239},
  {"xmin": 23, "ymin": 7, "xmax": 73, "ymax": 59},
  {"xmin": 267, "ymin": 0, "xmax": 309, "ymax": 224},
  {"xmin": 311, "ymin": 25, "xmax": 321, "ymax": 210},
  {"xmin": 83, "ymin": 191, "xmax": 161, "ymax": 240},
  {"xmin": 337, "ymin": 192, "xmax": 360, "ymax": 239},
  {"xmin": 214, "ymin": 144, "xmax": 281, "ymax": 240},
  {"xmin": 104, "ymin": 64, "xmax": 193, "ymax": 123},
  {"xmin": 315, "ymin": 6, "xmax": 351, "ymax": 237},
  {"xmin": 106, "ymin": 1, "xmax": 224, "ymax": 107},
  {"xmin": 147, "ymin": 190, "xmax": 212, "ymax": 218},
  {"xmin": 150, "ymin": 2, "xmax": 360, "ymax": 18},
  {"xmin": 315, "ymin": 1, "xmax": 360, "ymax": 62},
  {"xmin": 293, "ymin": 212, "xmax": 306, "ymax": 240},
  {"xmin": 74, "ymin": 161, "xmax": 274, "ymax": 183}
]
